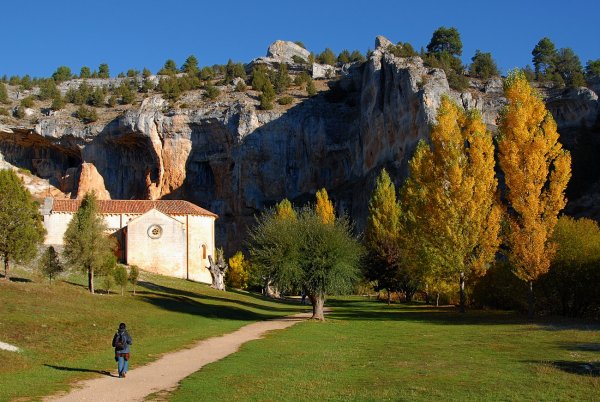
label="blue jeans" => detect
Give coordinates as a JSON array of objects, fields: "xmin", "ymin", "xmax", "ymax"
[{"xmin": 117, "ymin": 354, "xmax": 129, "ymax": 375}]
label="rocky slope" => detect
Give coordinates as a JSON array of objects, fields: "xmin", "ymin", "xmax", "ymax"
[{"xmin": 1, "ymin": 37, "xmax": 598, "ymax": 252}]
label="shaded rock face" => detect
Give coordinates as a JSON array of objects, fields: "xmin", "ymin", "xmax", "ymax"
[{"xmin": 1, "ymin": 37, "xmax": 599, "ymax": 252}]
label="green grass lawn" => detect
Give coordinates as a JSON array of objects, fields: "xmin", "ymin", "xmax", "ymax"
[
  {"xmin": 170, "ymin": 298, "xmax": 600, "ymax": 401},
  {"xmin": 0, "ymin": 267, "xmax": 303, "ymax": 401}
]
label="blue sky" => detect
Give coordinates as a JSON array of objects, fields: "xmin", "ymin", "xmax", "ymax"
[{"xmin": 3, "ymin": 0, "xmax": 599, "ymax": 78}]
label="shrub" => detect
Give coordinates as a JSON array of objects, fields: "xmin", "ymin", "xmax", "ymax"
[
  {"xmin": 200, "ymin": 66, "xmax": 214, "ymax": 81},
  {"xmin": 251, "ymin": 66, "xmax": 270, "ymax": 91},
  {"xmin": 235, "ymin": 80, "xmax": 247, "ymax": 92},
  {"xmin": 0, "ymin": 83, "xmax": 10, "ymax": 104},
  {"xmin": 142, "ymin": 67, "xmax": 152, "ymax": 78},
  {"xmin": 182, "ymin": 55, "xmax": 199, "ymax": 76},
  {"xmin": 278, "ymin": 96, "xmax": 293, "ymax": 105},
  {"xmin": 226, "ymin": 251, "xmax": 250, "ymax": 289},
  {"xmin": 293, "ymin": 71, "xmax": 310, "ymax": 87},
  {"xmin": 38, "ymin": 79, "xmax": 59, "ymax": 100},
  {"xmin": 113, "ymin": 264, "xmax": 129, "ymax": 295},
  {"xmin": 158, "ymin": 76, "xmax": 182, "ymax": 101},
  {"xmin": 337, "ymin": 49, "xmax": 351, "ymax": 64},
  {"xmin": 38, "ymin": 246, "xmax": 64, "ymax": 284},
  {"xmin": 469, "ymin": 50, "xmax": 500, "ymax": 80},
  {"xmin": 259, "ymin": 81, "xmax": 275, "ymax": 110},
  {"xmin": 306, "ymin": 78, "xmax": 317, "ymax": 96},
  {"xmin": 20, "ymin": 96, "xmax": 35, "ymax": 108},
  {"xmin": 89, "ymin": 87, "xmax": 106, "ymax": 107},
  {"xmin": 19, "ymin": 75, "xmax": 33, "ymax": 90},
  {"xmin": 107, "ymin": 95, "xmax": 117, "ymax": 107},
  {"xmin": 13, "ymin": 106, "xmax": 25, "ymax": 118},
  {"xmin": 204, "ymin": 83, "xmax": 221, "ymax": 100},
  {"xmin": 292, "ymin": 55, "xmax": 307, "ymax": 64},
  {"xmin": 273, "ymin": 63, "xmax": 291, "ymax": 94},
  {"xmin": 350, "ymin": 50, "xmax": 365, "ymax": 63},
  {"xmin": 50, "ymin": 95, "xmax": 65, "ymax": 110},
  {"xmin": 75, "ymin": 105, "xmax": 98, "ymax": 123},
  {"xmin": 128, "ymin": 265, "xmax": 140, "ymax": 295},
  {"xmin": 126, "ymin": 69, "xmax": 139, "ymax": 77},
  {"xmin": 389, "ymin": 42, "xmax": 418, "ymax": 58},
  {"xmin": 0, "ymin": 107, "xmax": 8, "ymax": 116}
]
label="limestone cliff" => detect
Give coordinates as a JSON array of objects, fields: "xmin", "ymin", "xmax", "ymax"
[{"xmin": 0, "ymin": 37, "xmax": 598, "ymax": 251}]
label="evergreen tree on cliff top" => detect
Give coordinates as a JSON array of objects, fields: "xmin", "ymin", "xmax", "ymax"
[
  {"xmin": 0, "ymin": 169, "xmax": 46, "ymax": 280},
  {"xmin": 63, "ymin": 192, "xmax": 115, "ymax": 293}
]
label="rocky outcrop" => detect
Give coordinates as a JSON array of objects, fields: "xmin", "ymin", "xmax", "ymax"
[
  {"xmin": 74, "ymin": 162, "xmax": 111, "ymax": 199},
  {"xmin": 1, "ymin": 37, "xmax": 599, "ymax": 252},
  {"xmin": 267, "ymin": 40, "xmax": 310, "ymax": 63}
]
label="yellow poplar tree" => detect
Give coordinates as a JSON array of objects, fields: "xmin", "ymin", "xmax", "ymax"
[
  {"xmin": 497, "ymin": 70, "xmax": 571, "ymax": 318},
  {"xmin": 315, "ymin": 188, "xmax": 335, "ymax": 225},
  {"xmin": 403, "ymin": 96, "xmax": 502, "ymax": 312},
  {"xmin": 227, "ymin": 251, "xmax": 250, "ymax": 289},
  {"xmin": 275, "ymin": 198, "xmax": 297, "ymax": 221}
]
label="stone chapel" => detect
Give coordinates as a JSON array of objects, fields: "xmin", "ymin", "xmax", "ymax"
[{"xmin": 41, "ymin": 198, "xmax": 217, "ymax": 284}]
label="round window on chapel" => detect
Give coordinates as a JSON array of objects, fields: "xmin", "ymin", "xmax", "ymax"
[{"xmin": 148, "ymin": 224, "xmax": 163, "ymax": 239}]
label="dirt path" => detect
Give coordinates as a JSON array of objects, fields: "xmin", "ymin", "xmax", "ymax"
[{"xmin": 46, "ymin": 312, "xmax": 311, "ymax": 402}]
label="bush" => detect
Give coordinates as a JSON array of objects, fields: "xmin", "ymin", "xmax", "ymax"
[
  {"xmin": 293, "ymin": 71, "xmax": 311, "ymax": 87},
  {"xmin": 306, "ymin": 78, "xmax": 317, "ymax": 96},
  {"xmin": 38, "ymin": 246, "xmax": 64, "ymax": 284},
  {"xmin": 0, "ymin": 82, "xmax": 8, "ymax": 104},
  {"xmin": 251, "ymin": 66, "xmax": 270, "ymax": 91},
  {"xmin": 472, "ymin": 261, "xmax": 528, "ymax": 311},
  {"xmin": 75, "ymin": 105, "xmax": 98, "ymax": 123},
  {"xmin": 536, "ymin": 216, "xmax": 600, "ymax": 318},
  {"xmin": 19, "ymin": 75, "xmax": 33, "ymax": 90},
  {"xmin": 259, "ymin": 81, "xmax": 275, "ymax": 110},
  {"xmin": 158, "ymin": 59, "xmax": 178, "ymax": 75},
  {"xmin": 50, "ymin": 95, "xmax": 65, "ymax": 110},
  {"xmin": 389, "ymin": 42, "xmax": 418, "ymax": 58},
  {"xmin": 113, "ymin": 264, "xmax": 129, "ymax": 295},
  {"xmin": 98, "ymin": 63, "xmax": 110, "ymax": 79},
  {"xmin": 158, "ymin": 76, "xmax": 182, "ymax": 101},
  {"xmin": 226, "ymin": 251, "xmax": 250, "ymax": 289},
  {"xmin": 204, "ymin": 83, "xmax": 220, "ymax": 100},
  {"xmin": 128, "ymin": 265, "xmax": 140, "ymax": 295},
  {"xmin": 0, "ymin": 107, "xmax": 8, "ymax": 116},
  {"xmin": 80, "ymin": 66, "xmax": 91, "ymax": 79},
  {"xmin": 292, "ymin": 55, "xmax": 307, "ymax": 64},
  {"xmin": 38, "ymin": 79, "xmax": 60, "ymax": 101},
  {"xmin": 235, "ymin": 80, "xmax": 247, "ymax": 92},
  {"xmin": 278, "ymin": 96, "xmax": 293, "ymax": 105},
  {"xmin": 273, "ymin": 63, "xmax": 291, "ymax": 94},
  {"xmin": 20, "ymin": 96, "xmax": 35, "ymax": 108}
]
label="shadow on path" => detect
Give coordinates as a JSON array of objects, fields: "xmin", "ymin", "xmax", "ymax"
[{"xmin": 44, "ymin": 364, "xmax": 115, "ymax": 377}]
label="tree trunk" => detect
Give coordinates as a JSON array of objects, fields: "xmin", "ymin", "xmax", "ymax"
[
  {"xmin": 425, "ymin": 283, "xmax": 430, "ymax": 305},
  {"xmin": 3, "ymin": 255, "xmax": 9, "ymax": 281},
  {"xmin": 528, "ymin": 280, "xmax": 534, "ymax": 319},
  {"xmin": 88, "ymin": 267, "xmax": 95, "ymax": 294},
  {"xmin": 311, "ymin": 294, "xmax": 325, "ymax": 321},
  {"xmin": 207, "ymin": 255, "xmax": 228, "ymax": 291},
  {"xmin": 133, "ymin": 284, "xmax": 136, "ymax": 295},
  {"xmin": 387, "ymin": 290, "xmax": 391, "ymax": 305},
  {"xmin": 436, "ymin": 293, "xmax": 440, "ymax": 307},
  {"xmin": 459, "ymin": 271, "xmax": 466, "ymax": 313}
]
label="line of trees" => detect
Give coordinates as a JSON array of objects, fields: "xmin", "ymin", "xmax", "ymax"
[{"xmin": 364, "ymin": 70, "xmax": 572, "ymax": 318}]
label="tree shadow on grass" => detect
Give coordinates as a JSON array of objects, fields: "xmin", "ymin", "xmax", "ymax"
[
  {"xmin": 524, "ymin": 360, "xmax": 600, "ymax": 376},
  {"xmin": 0, "ymin": 274, "xmax": 32, "ymax": 283},
  {"xmin": 136, "ymin": 292, "xmax": 295, "ymax": 322},
  {"xmin": 137, "ymin": 281, "xmax": 300, "ymax": 313},
  {"xmin": 324, "ymin": 298, "xmax": 600, "ymax": 330},
  {"xmin": 43, "ymin": 364, "xmax": 114, "ymax": 377},
  {"xmin": 558, "ymin": 342, "xmax": 600, "ymax": 352}
]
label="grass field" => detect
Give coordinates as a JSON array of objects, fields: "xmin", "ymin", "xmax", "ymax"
[
  {"xmin": 170, "ymin": 298, "xmax": 600, "ymax": 401},
  {"xmin": 0, "ymin": 267, "xmax": 303, "ymax": 401}
]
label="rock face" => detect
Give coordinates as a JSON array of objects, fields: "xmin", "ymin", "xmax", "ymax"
[
  {"xmin": 1, "ymin": 37, "xmax": 599, "ymax": 252},
  {"xmin": 267, "ymin": 40, "xmax": 310, "ymax": 63},
  {"xmin": 74, "ymin": 162, "xmax": 111, "ymax": 200}
]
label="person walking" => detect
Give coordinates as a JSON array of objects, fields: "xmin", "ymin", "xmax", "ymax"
[{"xmin": 112, "ymin": 322, "xmax": 133, "ymax": 378}]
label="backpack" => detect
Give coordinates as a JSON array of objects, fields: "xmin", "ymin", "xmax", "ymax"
[{"xmin": 114, "ymin": 332, "xmax": 125, "ymax": 350}]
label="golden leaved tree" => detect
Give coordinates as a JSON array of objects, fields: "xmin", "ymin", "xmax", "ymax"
[
  {"xmin": 275, "ymin": 198, "xmax": 297, "ymax": 221},
  {"xmin": 403, "ymin": 96, "xmax": 502, "ymax": 312},
  {"xmin": 497, "ymin": 70, "xmax": 571, "ymax": 318},
  {"xmin": 315, "ymin": 188, "xmax": 335, "ymax": 225}
]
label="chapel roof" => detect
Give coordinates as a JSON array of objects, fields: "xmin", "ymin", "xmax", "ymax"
[{"xmin": 50, "ymin": 199, "xmax": 218, "ymax": 218}]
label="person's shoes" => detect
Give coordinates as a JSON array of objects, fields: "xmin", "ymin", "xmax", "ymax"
[{"xmin": 122, "ymin": 372, "xmax": 126, "ymax": 378}]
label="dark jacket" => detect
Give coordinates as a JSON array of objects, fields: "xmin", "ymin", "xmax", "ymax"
[{"xmin": 112, "ymin": 329, "xmax": 132, "ymax": 354}]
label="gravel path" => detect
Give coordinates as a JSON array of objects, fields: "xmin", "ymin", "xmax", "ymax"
[{"xmin": 46, "ymin": 312, "xmax": 310, "ymax": 402}]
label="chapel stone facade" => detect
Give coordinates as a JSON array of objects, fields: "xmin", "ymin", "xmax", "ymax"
[{"xmin": 41, "ymin": 198, "xmax": 217, "ymax": 284}]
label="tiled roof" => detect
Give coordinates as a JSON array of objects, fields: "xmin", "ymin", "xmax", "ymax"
[{"xmin": 51, "ymin": 199, "xmax": 217, "ymax": 218}]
